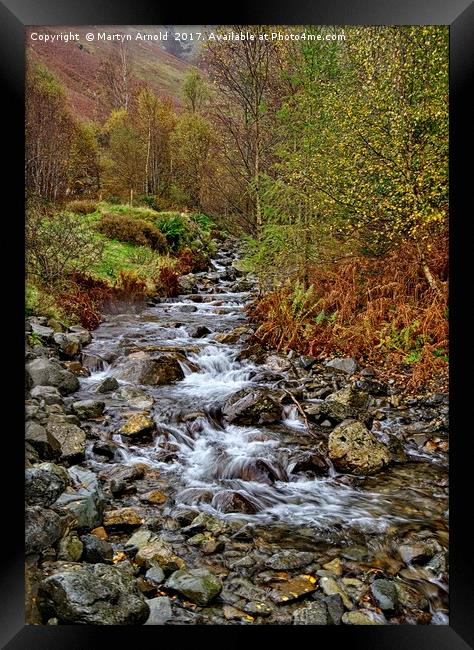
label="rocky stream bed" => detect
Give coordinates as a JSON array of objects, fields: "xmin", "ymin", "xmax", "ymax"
[{"xmin": 25, "ymin": 240, "xmax": 449, "ymax": 626}]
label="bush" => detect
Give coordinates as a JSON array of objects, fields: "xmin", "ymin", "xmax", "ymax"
[
  {"xmin": 176, "ymin": 248, "xmax": 210, "ymax": 274},
  {"xmin": 106, "ymin": 195, "xmax": 122, "ymax": 205},
  {"xmin": 155, "ymin": 266, "xmax": 180, "ymax": 298},
  {"xmin": 96, "ymin": 214, "xmax": 168, "ymax": 253},
  {"xmin": 26, "ymin": 209, "xmax": 104, "ymax": 289},
  {"xmin": 136, "ymin": 194, "xmax": 176, "ymax": 213},
  {"xmin": 67, "ymin": 199, "xmax": 98, "ymax": 215}
]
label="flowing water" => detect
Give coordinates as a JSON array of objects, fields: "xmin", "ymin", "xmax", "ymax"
[{"xmin": 69, "ymin": 243, "xmax": 449, "ymax": 624}]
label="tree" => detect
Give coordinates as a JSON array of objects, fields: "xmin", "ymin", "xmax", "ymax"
[
  {"xmin": 170, "ymin": 113, "xmax": 213, "ymax": 209},
  {"xmin": 183, "ymin": 70, "xmax": 208, "ymax": 113},
  {"xmin": 204, "ymin": 26, "xmax": 281, "ymax": 235},
  {"xmin": 25, "ymin": 62, "xmax": 77, "ymax": 200},
  {"xmin": 98, "ymin": 42, "xmax": 132, "ymax": 112},
  {"xmin": 104, "ymin": 108, "xmax": 144, "ymax": 204},
  {"xmin": 136, "ymin": 87, "xmax": 176, "ymax": 195}
]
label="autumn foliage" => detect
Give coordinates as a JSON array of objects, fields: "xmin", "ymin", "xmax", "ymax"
[{"xmin": 248, "ymin": 234, "xmax": 448, "ymax": 392}]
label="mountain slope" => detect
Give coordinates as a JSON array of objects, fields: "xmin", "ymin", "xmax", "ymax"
[{"xmin": 26, "ymin": 26, "xmax": 197, "ymax": 122}]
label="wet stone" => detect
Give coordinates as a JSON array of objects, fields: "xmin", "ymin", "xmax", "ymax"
[
  {"xmin": 269, "ymin": 575, "xmax": 318, "ymax": 604},
  {"xmin": 265, "ymin": 550, "xmax": 315, "ymax": 571}
]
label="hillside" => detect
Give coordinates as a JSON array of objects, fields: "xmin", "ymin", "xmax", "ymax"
[{"xmin": 26, "ymin": 26, "xmax": 197, "ymax": 122}]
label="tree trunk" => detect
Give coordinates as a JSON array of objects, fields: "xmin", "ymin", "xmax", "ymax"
[
  {"xmin": 417, "ymin": 244, "xmax": 440, "ymax": 294},
  {"xmin": 130, "ymin": 187, "xmax": 134, "ymax": 207}
]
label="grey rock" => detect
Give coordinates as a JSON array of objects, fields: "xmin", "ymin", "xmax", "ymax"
[
  {"xmin": 30, "ymin": 386, "xmax": 63, "ymax": 406},
  {"xmin": 80, "ymin": 534, "xmax": 113, "ymax": 564},
  {"xmin": 46, "ymin": 416, "xmax": 86, "ymax": 462},
  {"xmin": 37, "ymin": 564, "xmax": 149, "ymax": 625},
  {"xmin": 145, "ymin": 565, "xmax": 165, "ymax": 586},
  {"xmin": 117, "ymin": 354, "xmax": 184, "ymax": 386},
  {"xmin": 72, "ymin": 399, "xmax": 105, "ymax": 419},
  {"xmin": 165, "ymin": 568, "xmax": 222, "ymax": 606},
  {"xmin": 26, "ymin": 358, "xmax": 79, "ymax": 395},
  {"xmin": 118, "ymin": 386, "xmax": 154, "ymax": 409},
  {"xmin": 31, "ymin": 323, "xmax": 54, "ymax": 341},
  {"xmin": 265, "ymin": 550, "xmax": 314, "ymax": 571},
  {"xmin": 222, "ymin": 388, "xmax": 282, "ymax": 425},
  {"xmin": 55, "ymin": 467, "xmax": 104, "ymax": 529},
  {"xmin": 293, "ymin": 600, "xmax": 331, "ymax": 625},
  {"xmin": 312, "ymin": 592, "xmax": 344, "ymax": 624},
  {"xmin": 242, "ymin": 601, "xmax": 273, "ymax": 617},
  {"xmin": 144, "ymin": 597, "xmax": 172, "ymax": 625},
  {"xmin": 325, "ymin": 357, "xmax": 358, "ymax": 375},
  {"xmin": 370, "ymin": 579, "xmax": 398, "ymax": 611},
  {"xmin": 95, "ymin": 376, "xmax": 119, "ymax": 393},
  {"xmin": 25, "ymin": 463, "xmax": 68, "ymax": 506},
  {"xmin": 68, "ymin": 325, "xmax": 92, "ymax": 345},
  {"xmin": 25, "ymin": 506, "xmax": 67, "ymax": 555},
  {"xmin": 329, "ymin": 419, "xmax": 391, "ymax": 475},
  {"xmin": 53, "ymin": 333, "xmax": 82, "ymax": 358},
  {"xmin": 25, "ymin": 421, "xmax": 60, "ymax": 460}
]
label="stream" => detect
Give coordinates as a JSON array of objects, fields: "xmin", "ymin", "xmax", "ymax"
[{"xmin": 61, "ymin": 240, "xmax": 449, "ymax": 625}]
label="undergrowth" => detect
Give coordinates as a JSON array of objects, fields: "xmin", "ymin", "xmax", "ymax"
[{"xmin": 247, "ymin": 235, "xmax": 448, "ymax": 392}]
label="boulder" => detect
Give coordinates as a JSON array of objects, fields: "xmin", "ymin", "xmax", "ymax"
[
  {"xmin": 328, "ymin": 420, "xmax": 391, "ymax": 475},
  {"xmin": 118, "ymin": 386, "xmax": 154, "ymax": 409},
  {"xmin": 25, "ymin": 463, "xmax": 69, "ymax": 506},
  {"xmin": 134, "ymin": 540, "xmax": 185, "ymax": 573},
  {"xmin": 117, "ymin": 354, "xmax": 184, "ymax": 386},
  {"xmin": 37, "ymin": 564, "xmax": 149, "ymax": 625},
  {"xmin": 370, "ymin": 579, "xmax": 398, "ymax": 611},
  {"xmin": 30, "ymin": 323, "xmax": 54, "ymax": 342},
  {"xmin": 25, "ymin": 506, "xmax": 67, "ymax": 555},
  {"xmin": 212, "ymin": 491, "xmax": 258, "ymax": 514},
  {"xmin": 68, "ymin": 325, "xmax": 92, "ymax": 345},
  {"xmin": 53, "ymin": 333, "xmax": 82, "ymax": 359},
  {"xmin": 165, "ymin": 569, "xmax": 222, "ymax": 606},
  {"xmin": 25, "ymin": 421, "xmax": 60, "ymax": 460},
  {"xmin": 304, "ymin": 385, "xmax": 370, "ymax": 425},
  {"xmin": 108, "ymin": 464, "xmax": 146, "ymax": 496},
  {"xmin": 72, "ymin": 400, "xmax": 105, "ymax": 420},
  {"xmin": 325, "ymin": 357, "xmax": 358, "ymax": 375},
  {"xmin": 55, "ymin": 467, "xmax": 104, "ymax": 530},
  {"xmin": 265, "ymin": 550, "xmax": 314, "ymax": 571},
  {"xmin": 120, "ymin": 412, "xmax": 155, "ymax": 439},
  {"xmin": 144, "ymin": 596, "xmax": 173, "ymax": 625},
  {"xmin": 103, "ymin": 507, "xmax": 144, "ymax": 528},
  {"xmin": 95, "ymin": 376, "xmax": 119, "ymax": 393},
  {"xmin": 30, "ymin": 386, "xmax": 63, "ymax": 406},
  {"xmin": 189, "ymin": 325, "xmax": 211, "ymax": 339},
  {"xmin": 178, "ymin": 274, "xmax": 198, "ymax": 293},
  {"xmin": 293, "ymin": 600, "xmax": 331, "ymax": 625},
  {"xmin": 26, "ymin": 358, "xmax": 79, "ymax": 395},
  {"xmin": 46, "ymin": 415, "xmax": 86, "ymax": 463},
  {"xmin": 222, "ymin": 389, "xmax": 282, "ymax": 425},
  {"xmin": 57, "ymin": 533, "xmax": 83, "ymax": 562},
  {"xmin": 80, "ymin": 534, "xmax": 113, "ymax": 564}
]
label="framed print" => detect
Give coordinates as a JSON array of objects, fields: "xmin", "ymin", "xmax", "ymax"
[{"xmin": 1, "ymin": 0, "xmax": 472, "ymax": 647}]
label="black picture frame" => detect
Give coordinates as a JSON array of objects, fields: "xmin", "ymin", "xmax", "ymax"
[{"xmin": 2, "ymin": 0, "xmax": 472, "ymax": 647}]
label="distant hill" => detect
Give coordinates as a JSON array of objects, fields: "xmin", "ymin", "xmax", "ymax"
[{"xmin": 26, "ymin": 26, "xmax": 199, "ymax": 122}]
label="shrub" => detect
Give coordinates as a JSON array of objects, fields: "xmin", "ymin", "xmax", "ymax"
[
  {"xmin": 67, "ymin": 199, "xmax": 98, "ymax": 215},
  {"xmin": 114, "ymin": 270, "xmax": 149, "ymax": 303},
  {"xmin": 136, "ymin": 194, "xmax": 176, "ymax": 213},
  {"xmin": 176, "ymin": 248, "xmax": 210, "ymax": 274},
  {"xmin": 156, "ymin": 212, "xmax": 189, "ymax": 250},
  {"xmin": 156, "ymin": 266, "xmax": 180, "ymax": 298},
  {"xmin": 96, "ymin": 214, "xmax": 168, "ymax": 252},
  {"xmin": 106, "ymin": 195, "xmax": 122, "ymax": 204},
  {"xmin": 26, "ymin": 209, "xmax": 104, "ymax": 289}
]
